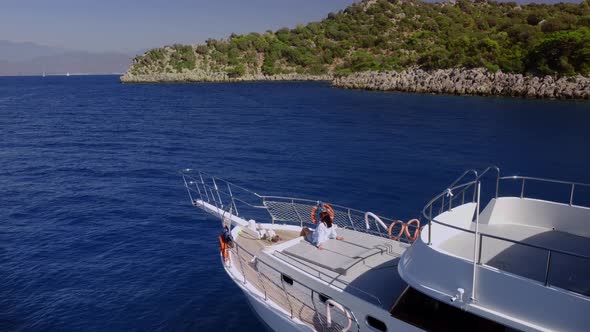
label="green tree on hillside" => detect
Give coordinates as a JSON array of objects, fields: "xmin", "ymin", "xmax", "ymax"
[{"xmin": 129, "ymin": 0, "xmax": 590, "ymax": 77}]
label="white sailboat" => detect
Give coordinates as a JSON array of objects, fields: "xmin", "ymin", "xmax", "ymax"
[{"xmin": 181, "ymin": 166, "xmax": 590, "ymax": 331}]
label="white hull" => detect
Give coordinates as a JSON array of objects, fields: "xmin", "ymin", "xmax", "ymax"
[
  {"xmin": 243, "ymin": 288, "xmax": 312, "ymax": 332},
  {"xmin": 225, "ymin": 260, "xmax": 312, "ymax": 332}
]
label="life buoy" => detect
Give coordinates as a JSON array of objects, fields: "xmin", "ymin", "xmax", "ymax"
[
  {"xmin": 404, "ymin": 219, "xmax": 421, "ymax": 242},
  {"xmin": 310, "ymin": 203, "xmax": 335, "ymax": 224},
  {"xmin": 387, "ymin": 220, "xmax": 405, "ymax": 241}
]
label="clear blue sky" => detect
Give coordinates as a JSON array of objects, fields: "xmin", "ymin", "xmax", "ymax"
[{"xmin": 0, "ymin": 0, "xmax": 356, "ymax": 53}]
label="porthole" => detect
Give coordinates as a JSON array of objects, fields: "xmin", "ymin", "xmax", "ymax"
[
  {"xmin": 281, "ymin": 274, "xmax": 293, "ymax": 286},
  {"xmin": 366, "ymin": 316, "xmax": 387, "ymax": 332}
]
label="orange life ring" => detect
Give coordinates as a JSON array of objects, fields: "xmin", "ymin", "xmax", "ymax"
[
  {"xmin": 388, "ymin": 220, "xmax": 405, "ymax": 241},
  {"xmin": 310, "ymin": 203, "xmax": 335, "ymax": 224},
  {"xmin": 404, "ymin": 219, "xmax": 421, "ymax": 242}
]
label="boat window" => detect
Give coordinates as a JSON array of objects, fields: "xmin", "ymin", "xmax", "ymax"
[
  {"xmin": 366, "ymin": 316, "xmax": 387, "ymax": 331},
  {"xmin": 390, "ymin": 287, "xmax": 509, "ymax": 332},
  {"xmin": 281, "ymin": 274, "xmax": 293, "ymax": 286}
]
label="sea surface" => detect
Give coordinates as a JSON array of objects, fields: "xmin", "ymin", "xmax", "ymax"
[{"xmin": 1, "ymin": 76, "xmax": 589, "ymax": 331}]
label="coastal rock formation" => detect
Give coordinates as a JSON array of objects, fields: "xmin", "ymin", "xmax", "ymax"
[
  {"xmin": 120, "ymin": 72, "xmax": 332, "ymax": 83},
  {"xmin": 332, "ymin": 68, "xmax": 590, "ymax": 99}
]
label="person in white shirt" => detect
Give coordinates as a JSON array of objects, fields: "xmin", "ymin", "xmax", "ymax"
[{"xmin": 300, "ymin": 211, "xmax": 344, "ymax": 250}]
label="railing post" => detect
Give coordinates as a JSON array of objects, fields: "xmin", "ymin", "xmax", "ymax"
[
  {"xmin": 570, "ymin": 184, "xmax": 575, "ymax": 206},
  {"xmin": 462, "ymin": 191, "xmax": 465, "ymax": 205},
  {"xmin": 235, "ymin": 245, "xmax": 247, "ymax": 284},
  {"xmin": 520, "ymin": 178, "xmax": 526, "ymax": 199},
  {"xmin": 182, "ymin": 175, "xmax": 195, "ymax": 203},
  {"xmin": 449, "ymin": 194, "xmax": 453, "ymax": 211},
  {"xmin": 310, "ymin": 290, "xmax": 325, "ymax": 329},
  {"xmin": 212, "ymin": 177, "xmax": 224, "ymax": 208},
  {"xmin": 227, "ymin": 183, "xmax": 239, "ymax": 216},
  {"xmin": 544, "ymin": 250, "xmax": 553, "ymax": 286},
  {"xmin": 210, "ymin": 188, "xmax": 217, "ymax": 206},
  {"xmin": 255, "ymin": 261, "xmax": 268, "ymax": 301},
  {"xmin": 495, "ymin": 174, "xmax": 500, "ymax": 198},
  {"xmin": 428, "ymin": 205, "xmax": 433, "ymax": 245},
  {"xmin": 471, "ymin": 182, "xmax": 481, "ymax": 302},
  {"xmin": 441, "ymin": 195, "xmax": 445, "ymax": 214},
  {"xmin": 280, "ymin": 276, "xmax": 294, "ymax": 318},
  {"xmin": 347, "ymin": 209, "xmax": 357, "ymax": 231},
  {"xmin": 194, "ymin": 181, "xmax": 203, "ymax": 202},
  {"xmin": 291, "ymin": 199, "xmax": 304, "ymax": 227},
  {"xmin": 199, "ymin": 173, "xmax": 211, "ymax": 202}
]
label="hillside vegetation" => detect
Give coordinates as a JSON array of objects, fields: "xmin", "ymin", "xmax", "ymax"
[{"xmin": 126, "ymin": 0, "xmax": 590, "ymax": 79}]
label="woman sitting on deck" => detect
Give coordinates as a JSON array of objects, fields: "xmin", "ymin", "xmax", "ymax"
[{"xmin": 300, "ymin": 212, "xmax": 344, "ymax": 250}]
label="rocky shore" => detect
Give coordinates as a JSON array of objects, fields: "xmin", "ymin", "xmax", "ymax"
[
  {"xmin": 121, "ymin": 67, "xmax": 590, "ymax": 99},
  {"xmin": 120, "ymin": 72, "xmax": 332, "ymax": 83},
  {"xmin": 332, "ymin": 68, "xmax": 590, "ymax": 99}
]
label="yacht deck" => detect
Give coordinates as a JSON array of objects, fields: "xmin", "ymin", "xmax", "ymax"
[
  {"xmin": 273, "ymin": 228, "xmax": 409, "ymax": 308},
  {"xmin": 231, "ymin": 227, "xmax": 354, "ymax": 331}
]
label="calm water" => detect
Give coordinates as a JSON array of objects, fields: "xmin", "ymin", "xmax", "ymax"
[{"xmin": 1, "ymin": 76, "xmax": 589, "ymax": 331}]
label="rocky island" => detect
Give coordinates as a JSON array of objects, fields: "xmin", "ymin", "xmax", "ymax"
[
  {"xmin": 121, "ymin": 0, "xmax": 590, "ymax": 99},
  {"xmin": 333, "ymin": 68, "xmax": 590, "ymax": 98}
]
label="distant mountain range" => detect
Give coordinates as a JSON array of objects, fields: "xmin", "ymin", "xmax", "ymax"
[{"xmin": 0, "ymin": 40, "xmax": 134, "ymax": 76}]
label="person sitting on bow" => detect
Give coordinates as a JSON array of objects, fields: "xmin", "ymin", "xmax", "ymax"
[{"xmin": 300, "ymin": 211, "xmax": 344, "ymax": 250}]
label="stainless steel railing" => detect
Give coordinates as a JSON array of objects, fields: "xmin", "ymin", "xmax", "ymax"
[
  {"xmin": 500, "ymin": 175, "xmax": 589, "ymax": 206},
  {"xmin": 421, "ymin": 166, "xmax": 590, "ymax": 297},
  {"xmin": 180, "ymin": 169, "xmax": 419, "ymax": 243}
]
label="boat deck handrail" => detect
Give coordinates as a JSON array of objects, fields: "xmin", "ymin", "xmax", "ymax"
[
  {"xmin": 421, "ymin": 166, "xmax": 590, "ymax": 297},
  {"xmin": 181, "ymin": 169, "xmax": 419, "ymax": 243},
  {"xmin": 229, "ymin": 236, "xmax": 359, "ymax": 330}
]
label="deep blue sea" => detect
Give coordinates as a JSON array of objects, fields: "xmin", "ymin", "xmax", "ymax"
[{"xmin": 1, "ymin": 75, "xmax": 589, "ymax": 331}]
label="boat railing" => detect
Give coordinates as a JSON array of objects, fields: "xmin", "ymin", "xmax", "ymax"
[
  {"xmin": 421, "ymin": 166, "xmax": 590, "ymax": 297},
  {"xmin": 180, "ymin": 169, "xmax": 419, "ymax": 243},
  {"xmin": 229, "ymin": 239, "xmax": 358, "ymax": 331},
  {"xmin": 499, "ymin": 175, "xmax": 590, "ymax": 206}
]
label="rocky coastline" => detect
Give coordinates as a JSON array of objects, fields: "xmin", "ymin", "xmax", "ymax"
[
  {"xmin": 120, "ymin": 72, "xmax": 332, "ymax": 83},
  {"xmin": 332, "ymin": 68, "xmax": 590, "ymax": 99},
  {"xmin": 121, "ymin": 68, "xmax": 590, "ymax": 99}
]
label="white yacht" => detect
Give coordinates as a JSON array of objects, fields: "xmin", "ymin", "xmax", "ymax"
[{"xmin": 181, "ymin": 167, "xmax": 589, "ymax": 331}]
